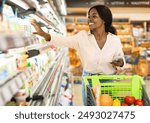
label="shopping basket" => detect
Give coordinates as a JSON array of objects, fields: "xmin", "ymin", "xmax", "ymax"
[{"xmin": 83, "ymin": 75, "xmax": 150, "ymax": 106}]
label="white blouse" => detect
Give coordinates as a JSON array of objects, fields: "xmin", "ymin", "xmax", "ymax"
[{"xmin": 49, "ymin": 30, "xmax": 125, "ymax": 74}]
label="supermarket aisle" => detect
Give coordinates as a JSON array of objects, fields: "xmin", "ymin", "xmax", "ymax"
[{"xmin": 0, "ymin": 0, "xmax": 150, "ymax": 107}]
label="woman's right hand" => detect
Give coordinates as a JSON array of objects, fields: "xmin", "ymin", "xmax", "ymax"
[
  {"xmin": 30, "ymin": 19, "xmax": 44, "ymax": 36},
  {"xmin": 30, "ymin": 19, "xmax": 51, "ymax": 41}
]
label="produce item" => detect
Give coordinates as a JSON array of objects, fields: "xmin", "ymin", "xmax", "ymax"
[
  {"xmin": 112, "ymin": 99, "xmax": 121, "ymax": 106},
  {"xmin": 100, "ymin": 94, "xmax": 113, "ymax": 106},
  {"xmin": 122, "ymin": 96, "xmax": 144, "ymax": 106},
  {"xmin": 124, "ymin": 96, "xmax": 135, "ymax": 105},
  {"xmin": 134, "ymin": 99, "xmax": 144, "ymax": 106},
  {"xmin": 121, "ymin": 102, "xmax": 128, "ymax": 106}
]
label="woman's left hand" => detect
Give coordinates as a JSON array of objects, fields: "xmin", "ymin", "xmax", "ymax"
[{"xmin": 110, "ymin": 58, "xmax": 124, "ymax": 67}]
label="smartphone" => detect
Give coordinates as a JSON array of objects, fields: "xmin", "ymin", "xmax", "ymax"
[{"xmin": 110, "ymin": 59, "xmax": 120, "ymax": 64}]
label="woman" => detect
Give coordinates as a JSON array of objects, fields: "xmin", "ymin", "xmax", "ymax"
[{"xmin": 31, "ymin": 5, "xmax": 125, "ymax": 105}]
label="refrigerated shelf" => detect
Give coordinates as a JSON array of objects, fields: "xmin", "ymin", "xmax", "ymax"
[
  {"xmin": 0, "ymin": 34, "xmax": 37, "ymax": 51},
  {"xmin": 6, "ymin": 0, "xmax": 62, "ymax": 33},
  {"xmin": 0, "ymin": 68, "xmax": 32, "ymax": 105},
  {"xmin": 29, "ymin": 50, "xmax": 65, "ymax": 106},
  {"xmin": 30, "ymin": 51, "xmax": 62, "ymax": 97},
  {"xmin": 27, "ymin": 43, "xmax": 55, "ymax": 58},
  {"xmin": 47, "ymin": 59, "xmax": 66, "ymax": 106}
]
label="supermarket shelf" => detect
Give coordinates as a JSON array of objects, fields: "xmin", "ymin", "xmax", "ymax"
[
  {"xmin": 27, "ymin": 44, "xmax": 53, "ymax": 58},
  {"xmin": 35, "ymin": 11, "xmax": 55, "ymax": 29},
  {"xmin": 29, "ymin": 59, "xmax": 62, "ymax": 106},
  {"xmin": 6, "ymin": 0, "xmax": 30, "ymax": 10},
  {"xmin": 0, "ymin": 34, "xmax": 37, "ymax": 51},
  {"xmin": 136, "ymin": 38, "xmax": 150, "ymax": 42},
  {"xmin": 0, "ymin": 68, "xmax": 32, "ymax": 106},
  {"xmin": 47, "ymin": 65, "xmax": 63, "ymax": 106},
  {"xmin": 47, "ymin": 60, "xmax": 66, "ymax": 106},
  {"xmin": 39, "ymin": 55, "xmax": 64, "ymax": 96},
  {"xmin": 6, "ymin": 0, "xmax": 60, "ymax": 33},
  {"xmin": 43, "ymin": 51, "xmax": 69, "ymax": 106},
  {"xmin": 33, "ymin": 49, "xmax": 68, "ymax": 106},
  {"xmin": 7, "ymin": 0, "xmax": 37, "ymax": 10},
  {"xmin": 31, "ymin": 11, "xmax": 60, "ymax": 33},
  {"xmin": 140, "ymin": 42, "xmax": 150, "ymax": 48},
  {"xmin": 51, "ymin": 54, "xmax": 70, "ymax": 106},
  {"xmin": 24, "ymin": 0, "xmax": 37, "ymax": 9},
  {"xmin": 30, "ymin": 51, "xmax": 62, "ymax": 96},
  {"xmin": 47, "ymin": 1, "xmax": 64, "ymax": 22},
  {"xmin": 29, "ymin": 51, "xmax": 65, "ymax": 106}
]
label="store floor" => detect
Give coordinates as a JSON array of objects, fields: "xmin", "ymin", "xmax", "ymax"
[
  {"xmin": 145, "ymin": 78, "xmax": 150, "ymax": 98},
  {"xmin": 73, "ymin": 83, "xmax": 83, "ymax": 106},
  {"xmin": 73, "ymin": 77, "xmax": 150, "ymax": 106}
]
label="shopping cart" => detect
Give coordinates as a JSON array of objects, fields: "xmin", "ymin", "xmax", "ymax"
[{"xmin": 84, "ymin": 75, "xmax": 150, "ymax": 106}]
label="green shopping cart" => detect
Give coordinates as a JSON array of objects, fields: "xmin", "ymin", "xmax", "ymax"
[{"xmin": 84, "ymin": 75, "xmax": 150, "ymax": 106}]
